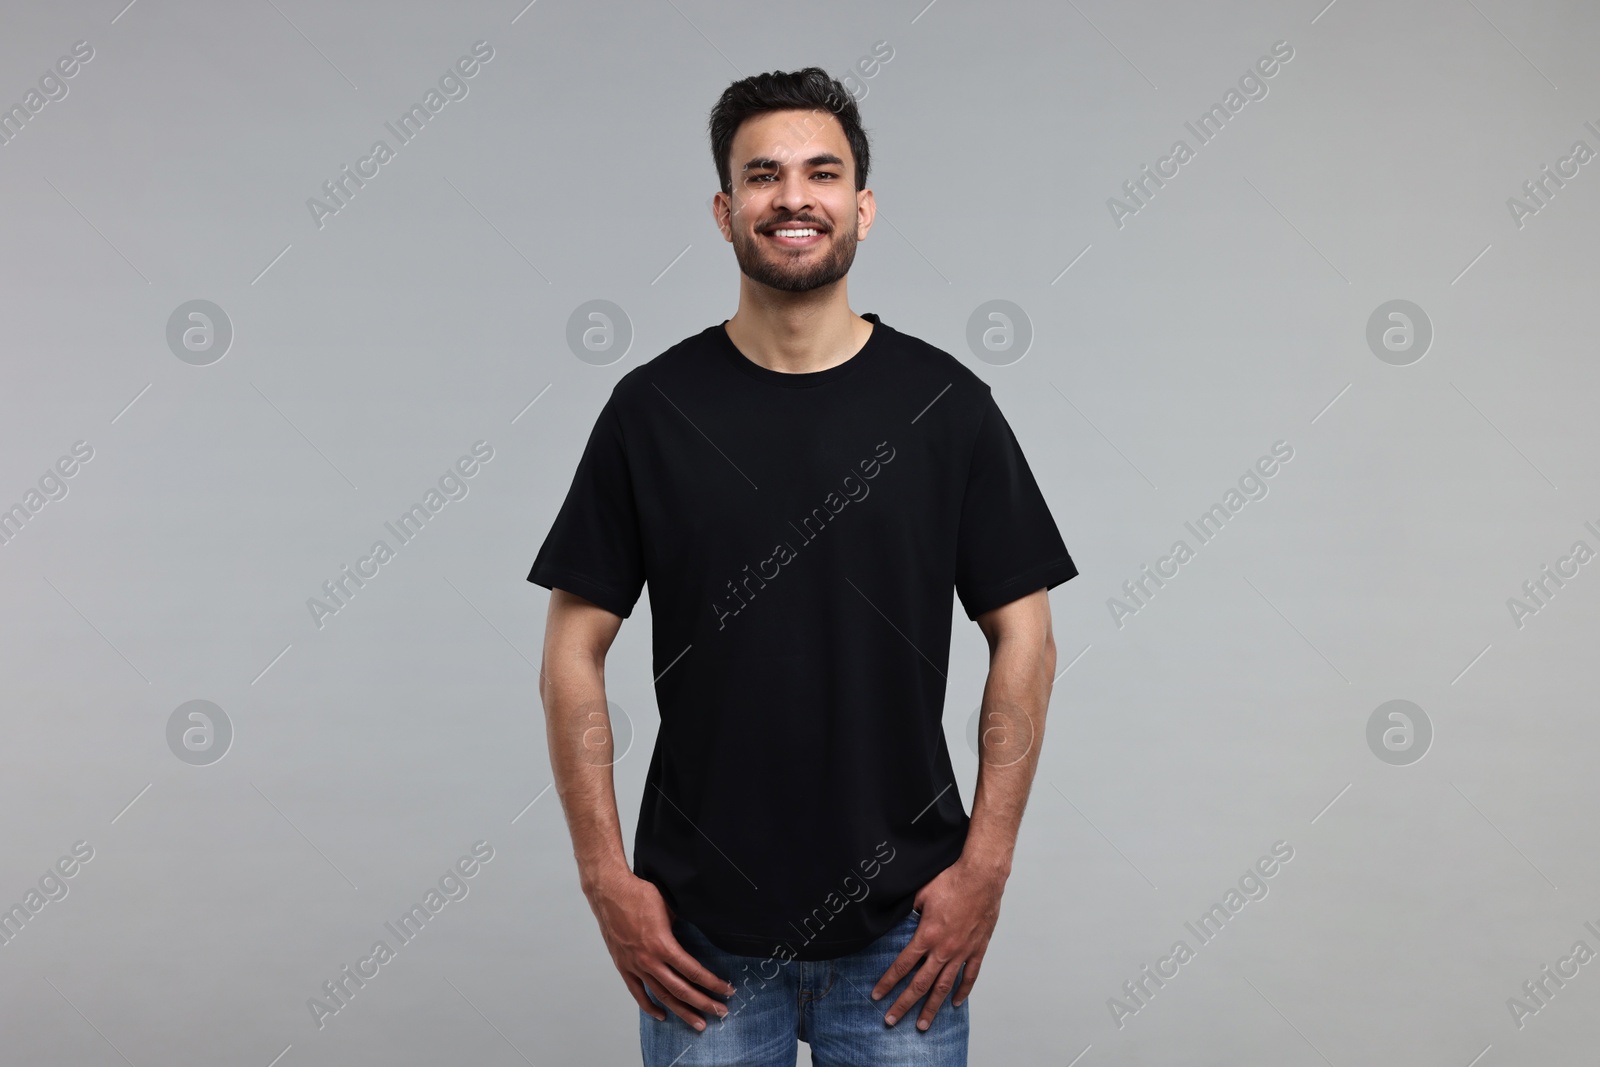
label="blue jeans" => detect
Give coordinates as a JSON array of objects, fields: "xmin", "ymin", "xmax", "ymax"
[{"xmin": 640, "ymin": 908, "xmax": 969, "ymax": 1066}]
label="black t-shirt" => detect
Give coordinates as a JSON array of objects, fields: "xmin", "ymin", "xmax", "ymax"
[{"xmin": 528, "ymin": 312, "xmax": 1077, "ymax": 960}]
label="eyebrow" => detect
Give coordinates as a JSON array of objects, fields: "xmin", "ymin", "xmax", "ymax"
[{"xmin": 740, "ymin": 153, "xmax": 846, "ymax": 174}]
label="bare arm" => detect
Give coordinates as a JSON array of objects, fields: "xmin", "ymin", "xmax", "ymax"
[
  {"xmin": 963, "ymin": 584, "xmax": 1057, "ymax": 875},
  {"xmin": 872, "ymin": 586, "xmax": 1057, "ymax": 1029},
  {"xmin": 541, "ymin": 589, "xmax": 632, "ymax": 888},
  {"xmin": 541, "ymin": 589, "xmax": 734, "ymax": 1031}
]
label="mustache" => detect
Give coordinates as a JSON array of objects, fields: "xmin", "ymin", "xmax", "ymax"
[{"xmin": 758, "ymin": 215, "xmax": 830, "ymax": 232}]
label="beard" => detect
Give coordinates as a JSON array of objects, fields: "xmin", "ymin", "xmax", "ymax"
[{"xmin": 730, "ymin": 215, "xmax": 858, "ymax": 293}]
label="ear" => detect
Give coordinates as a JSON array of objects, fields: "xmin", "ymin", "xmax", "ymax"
[{"xmin": 855, "ymin": 187, "xmax": 876, "ymax": 241}]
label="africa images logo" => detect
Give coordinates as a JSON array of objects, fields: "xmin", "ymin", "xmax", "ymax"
[
  {"xmin": 306, "ymin": 841, "xmax": 495, "ymax": 1030},
  {"xmin": 710, "ymin": 440, "xmax": 895, "ymax": 630},
  {"xmin": 305, "ymin": 41, "xmax": 495, "ymax": 230}
]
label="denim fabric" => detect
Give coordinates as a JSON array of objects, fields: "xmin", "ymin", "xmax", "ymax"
[{"xmin": 640, "ymin": 908, "xmax": 969, "ymax": 1066}]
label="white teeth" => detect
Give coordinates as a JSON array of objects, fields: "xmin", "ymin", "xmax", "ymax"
[{"xmin": 771, "ymin": 228, "xmax": 819, "ymax": 237}]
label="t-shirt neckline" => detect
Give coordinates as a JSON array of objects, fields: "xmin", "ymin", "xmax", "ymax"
[{"xmin": 717, "ymin": 312, "xmax": 885, "ymax": 389}]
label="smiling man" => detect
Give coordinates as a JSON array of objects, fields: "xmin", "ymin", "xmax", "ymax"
[{"xmin": 528, "ymin": 67, "xmax": 1077, "ymax": 1066}]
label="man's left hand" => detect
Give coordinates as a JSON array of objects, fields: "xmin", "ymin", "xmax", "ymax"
[{"xmin": 870, "ymin": 854, "xmax": 1007, "ymax": 1030}]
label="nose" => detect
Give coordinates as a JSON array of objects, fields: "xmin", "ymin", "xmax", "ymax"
[{"xmin": 771, "ymin": 169, "xmax": 815, "ymax": 216}]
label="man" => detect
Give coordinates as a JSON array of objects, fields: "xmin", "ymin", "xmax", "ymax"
[{"xmin": 528, "ymin": 67, "xmax": 1077, "ymax": 1066}]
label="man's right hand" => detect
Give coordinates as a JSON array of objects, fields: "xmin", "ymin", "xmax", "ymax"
[{"xmin": 585, "ymin": 866, "xmax": 736, "ymax": 1031}]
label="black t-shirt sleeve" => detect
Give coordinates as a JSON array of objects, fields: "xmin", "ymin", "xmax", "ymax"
[
  {"xmin": 954, "ymin": 390, "xmax": 1079, "ymax": 620},
  {"xmin": 526, "ymin": 393, "xmax": 646, "ymax": 620}
]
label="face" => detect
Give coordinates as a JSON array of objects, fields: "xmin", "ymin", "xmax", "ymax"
[{"xmin": 718, "ymin": 108, "xmax": 873, "ymax": 293}]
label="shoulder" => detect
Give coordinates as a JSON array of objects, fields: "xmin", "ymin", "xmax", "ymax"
[
  {"xmin": 870, "ymin": 318, "xmax": 995, "ymax": 424},
  {"xmin": 879, "ymin": 318, "xmax": 987, "ymax": 386},
  {"xmin": 606, "ymin": 323, "xmax": 721, "ymax": 409}
]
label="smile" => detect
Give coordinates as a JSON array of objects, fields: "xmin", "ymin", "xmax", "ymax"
[{"xmin": 762, "ymin": 227, "xmax": 825, "ymax": 247}]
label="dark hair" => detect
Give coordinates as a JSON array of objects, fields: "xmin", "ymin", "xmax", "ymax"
[{"xmin": 708, "ymin": 67, "xmax": 871, "ymax": 197}]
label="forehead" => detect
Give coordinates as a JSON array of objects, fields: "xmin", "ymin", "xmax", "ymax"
[{"xmin": 732, "ymin": 108, "xmax": 852, "ymax": 169}]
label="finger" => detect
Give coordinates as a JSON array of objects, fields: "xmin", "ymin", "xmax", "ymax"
[
  {"xmin": 884, "ymin": 954, "xmax": 948, "ymax": 1026},
  {"xmin": 916, "ymin": 959, "xmax": 965, "ymax": 1030},
  {"xmin": 952, "ymin": 953, "xmax": 983, "ymax": 1006},
  {"xmin": 625, "ymin": 972, "xmax": 667, "ymax": 1022},
  {"xmin": 642, "ymin": 975, "xmax": 708, "ymax": 1032},
  {"xmin": 662, "ymin": 938, "xmax": 737, "ymax": 997},
  {"xmin": 870, "ymin": 937, "xmax": 926, "ymax": 1002},
  {"xmin": 652, "ymin": 964, "xmax": 730, "ymax": 1023}
]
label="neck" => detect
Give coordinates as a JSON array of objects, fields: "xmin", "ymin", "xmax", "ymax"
[{"xmin": 725, "ymin": 281, "xmax": 872, "ymax": 375}]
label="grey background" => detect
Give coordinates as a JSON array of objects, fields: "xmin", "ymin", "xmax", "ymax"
[{"xmin": 2, "ymin": 0, "xmax": 1596, "ymax": 1063}]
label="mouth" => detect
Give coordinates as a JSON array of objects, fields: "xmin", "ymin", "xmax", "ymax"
[{"xmin": 759, "ymin": 224, "xmax": 827, "ymax": 248}]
